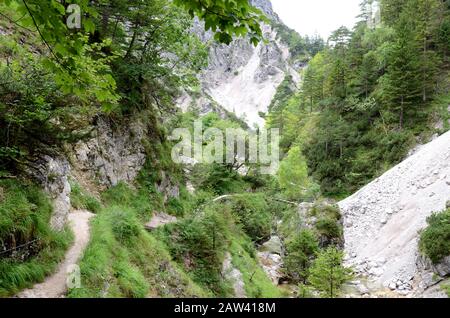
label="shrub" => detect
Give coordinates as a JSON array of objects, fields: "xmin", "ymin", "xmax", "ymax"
[
  {"xmin": 309, "ymin": 203, "xmax": 343, "ymax": 247},
  {"xmin": 109, "ymin": 207, "xmax": 141, "ymax": 243},
  {"xmin": 419, "ymin": 208, "xmax": 450, "ymax": 263},
  {"xmin": 308, "ymin": 247, "xmax": 353, "ymax": 298},
  {"xmin": 284, "ymin": 229, "xmax": 319, "ymax": 283},
  {"xmin": 166, "ymin": 197, "xmax": 185, "ymax": 217},
  {"xmin": 229, "ymin": 193, "xmax": 272, "ymax": 242},
  {"xmin": 191, "ymin": 162, "xmax": 248, "ymax": 196},
  {"xmin": 315, "ymin": 218, "xmax": 342, "ymax": 241},
  {"xmin": 154, "ymin": 205, "xmax": 232, "ymax": 296},
  {"xmin": 309, "ymin": 203, "xmax": 341, "ymax": 220}
]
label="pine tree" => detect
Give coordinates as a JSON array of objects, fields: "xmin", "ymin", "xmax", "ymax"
[
  {"xmin": 413, "ymin": 0, "xmax": 441, "ymax": 102},
  {"xmin": 308, "ymin": 247, "xmax": 353, "ymax": 298},
  {"xmin": 328, "ymin": 27, "xmax": 352, "ymax": 99},
  {"xmin": 378, "ymin": 9, "xmax": 422, "ymax": 129}
]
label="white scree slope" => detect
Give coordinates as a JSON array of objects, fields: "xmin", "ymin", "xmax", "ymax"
[{"xmin": 339, "ymin": 130, "xmax": 450, "ymax": 292}]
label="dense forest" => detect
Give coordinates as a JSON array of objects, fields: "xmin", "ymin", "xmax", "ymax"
[
  {"xmin": 269, "ymin": 0, "xmax": 450, "ymax": 197},
  {"xmin": 0, "ymin": 0, "xmax": 449, "ymax": 299}
]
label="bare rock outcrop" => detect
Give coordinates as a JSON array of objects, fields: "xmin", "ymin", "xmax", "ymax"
[
  {"xmin": 179, "ymin": 0, "xmax": 302, "ymax": 128},
  {"xmin": 26, "ymin": 155, "xmax": 72, "ymax": 231},
  {"xmin": 222, "ymin": 253, "xmax": 246, "ymax": 298},
  {"xmin": 26, "ymin": 115, "xmax": 148, "ymax": 230},
  {"xmin": 72, "ymin": 116, "xmax": 147, "ymax": 187},
  {"xmin": 144, "ymin": 212, "xmax": 178, "ymax": 231}
]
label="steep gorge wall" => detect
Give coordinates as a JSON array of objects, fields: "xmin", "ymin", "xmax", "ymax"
[
  {"xmin": 71, "ymin": 116, "xmax": 147, "ymax": 188},
  {"xmin": 27, "ymin": 115, "xmax": 149, "ymax": 230},
  {"xmin": 178, "ymin": 0, "xmax": 301, "ymax": 128}
]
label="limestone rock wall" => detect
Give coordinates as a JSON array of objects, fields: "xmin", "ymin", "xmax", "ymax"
[
  {"xmin": 72, "ymin": 116, "xmax": 147, "ymax": 187},
  {"xmin": 27, "ymin": 115, "xmax": 149, "ymax": 230}
]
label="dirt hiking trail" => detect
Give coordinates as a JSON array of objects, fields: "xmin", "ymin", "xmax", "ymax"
[{"xmin": 17, "ymin": 210, "xmax": 94, "ymax": 298}]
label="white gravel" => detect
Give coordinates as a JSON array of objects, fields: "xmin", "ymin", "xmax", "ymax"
[
  {"xmin": 208, "ymin": 43, "xmax": 284, "ymax": 128},
  {"xmin": 339, "ymin": 130, "xmax": 450, "ymax": 293}
]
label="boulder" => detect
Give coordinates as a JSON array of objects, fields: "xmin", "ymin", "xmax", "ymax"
[
  {"xmin": 357, "ymin": 284, "xmax": 370, "ymax": 295},
  {"xmin": 418, "ymin": 271, "xmax": 438, "ymax": 290},
  {"xmin": 145, "ymin": 213, "xmax": 177, "ymax": 231},
  {"xmin": 434, "ymin": 256, "xmax": 450, "ymax": 277},
  {"xmin": 222, "ymin": 252, "xmax": 246, "ymax": 298},
  {"xmin": 259, "ymin": 236, "xmax": 283, "ymax": 255}
]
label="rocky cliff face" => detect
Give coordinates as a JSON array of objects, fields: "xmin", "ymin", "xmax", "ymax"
[
  {"xmin": 28, "ymin": 115, "xmax": 149, "ymax": 230},
  {"xmin": 72, "ymin": 116, "xmax": 147, "ymax": 188},
  {"xmin": 178, "ymin": 0, "xmax": 301, "ymax": 128},
  {"xmin": 27, "ymin": 155, "xmax": 72, "ymax": 231}
]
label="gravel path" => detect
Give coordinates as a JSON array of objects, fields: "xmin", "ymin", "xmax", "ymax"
[
  {"xmin": 339, "ymin": 131, "xmax": 450, "ymax": 294},
  {"xmin": 17, "ymin": 210, "xmax": 94, "ymax": 298}
]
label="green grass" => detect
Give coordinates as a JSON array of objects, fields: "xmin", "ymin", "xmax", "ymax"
[
  {"xmin": 101, "ymin": 182, "xmax": 161, "ymax": 221},
  {"xmin": 68, "ymin": 174, "xmax": 285, "ymax": 298},
  {"xmin": 442, "ymin": 282, "xmax": 450, "ymax": 297},
  {"xmin": 229, "ymin": 236, "xmax": 284, "ymax": 298},
  {"xmin": 68, "ymin": 204, "xmax": 208, "ymax": 298},
  {"xmin": 0, "ymin": 180, "xmax": 72, "ymax": 297},
  {"xmin": 101, "ymin": 180, "xmax": 192, "ymax": 219},
  {"xmin": 70, "ymin": 181, "xmax": 102, "ymax": 213}
]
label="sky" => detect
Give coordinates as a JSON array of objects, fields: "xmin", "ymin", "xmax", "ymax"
[{"xmin": 270, "ymin": 0, "xmax": 362, "ymax": 40}]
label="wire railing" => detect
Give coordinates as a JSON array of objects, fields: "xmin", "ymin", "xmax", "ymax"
[{"xmin": 0, "ymin": 238, "xmax": 41, "ymax": 257}]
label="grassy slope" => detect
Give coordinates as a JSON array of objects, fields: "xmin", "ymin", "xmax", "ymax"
[
  {"xmin": 229, "ymin": 236, "xmax": 284, "ymax": 298},
  {"xmin": 69, "ymin": 180, "xmax": 284, "ymax": 298},
  {"xmin": 0, "ymin": 180, "xmax": 73, "ymax": 297},
  {"xmin": 68, "ymin": 204, "xmax": 208, "ymax": 298}
]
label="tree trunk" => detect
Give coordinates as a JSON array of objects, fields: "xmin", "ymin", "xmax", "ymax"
[
  {"xmin": 124, "ymin": 29, "xmax": 137, "ymax": 59},
  {"xmin": 399, "ymin": 96, "xmax": 404, "ymax": 130},
  {"xmin": 101, "ymin": 10, "xmax": 110, "ymax": 37},
  {"xmin": 423, "ymin": 36, "xmax": 427, "ymax": 102}
]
